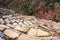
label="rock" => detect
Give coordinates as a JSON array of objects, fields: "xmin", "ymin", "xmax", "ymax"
[
  {"xmin": 15, "ymin": 26, "xmax": 30, "ymax": 32},
  {"xmin": 10, "ymin": 20, "xmax": 16, "ymax": 23},
  {"xmin": 37, "ymin": 29, "xmax": 50, "ymax": 36},
  {"xmin": 19, "ymin": 22, "xmax": 23, "ymax": 25},
  {"xmin": 28, "ymin": 28, "xmax": 50, "ymax": 37},
  {"xmin": 39, "ymin": 19, "xmax": 52, "ymax": 28},
  {"xmin": 26, "ymin": 21, "xmax": 32, "ymax": 25},
  {"xmin": 21, "ymin": 24, "xmax": 28, "ymax": 27},
  {"xmin": 0, "ymin": 27, "xmax": 5, "ymax": 31},
  {"xmin": 23, "ymin": 21, "xmax": 30, "ymax": 26},
  {"xmin": 52, "ymin": 22, "xmax": 60, "ymax": 30},
  {"xmin": 27, "ymin": 28, "xmax": 37, "ymax": 36},
  {"xmin": 6, "ymin": 24, "xmax": 15, "ymax": 28},
  {"xmin": 17, "ymin": 34, "xmax": 41, "ymax": 40},
  {"xmin": 4, "ymin": 29, "xmax": 20, "ymax": 38},
  {"xmin": 31, "ymin": 19, "xmax": 39, "ymax": 24},
  {"xmin": 18, "ymin": 22, "xmax": 28, "ymax": 27},
  {"xmin": 29, "ymin": 24, "xmax": 39, "ymax": 28},
  {"xmin": 52, "ymin": 36, "xmax": 60, "ymax": 40},
  {"xmin": 17, "ymin": 34, "xmax": 32, "ymax": 40},
  {"xmin": 0, "ymin": 18, "xmax": 4, "ymax": 24},
  {"xmin": 52, "ymin": 22, "xmax": 60, "ymax": 33},
  {"xmin": 0, "ymin": 31, "xmax": 4, "ymax": 37},
  {"xmin": 21, "ymin": 16, "xmax": 35, "ymax": 21},
  {"xmin": 5, "ymin": 18, "xmax": 11, "ymax": 24},
  {"xmin": 13, "ymin": 22, "xmax": 18, "ymax": 26},
  {"xmin": 0, "ymin": 37, "xmax": 5, "ymax": 40},
  {"xmin": 6, "ymin": 21, "xmax": 11, "ymax": 24},
  {"xmin": 3, "ymin": 15, "xmax": 12, "ymax": 18},
  {"xmin": 0, "ymin": 24, "xmax": 10, "ymax": 28}
]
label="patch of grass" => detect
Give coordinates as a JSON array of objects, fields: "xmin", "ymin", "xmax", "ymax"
[{"xmin": 22, "ymin": 0, "xmax": 41, "ymax": 15}]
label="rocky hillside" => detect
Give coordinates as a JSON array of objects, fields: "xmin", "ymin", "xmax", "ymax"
[
  {"xmin": 0, "ymin": 15, "xmax": 60, "ymax": 40},
  {"xmin": 0, "ymin": 8, "xmax": 60, "ymax": 40}
]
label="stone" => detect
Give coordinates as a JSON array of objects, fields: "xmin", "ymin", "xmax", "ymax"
[
  {"xmin": 0, "ymin": 24, "xmax": 10, "ymax": 28},
  {"xmin": 0, "ymin": 37, "xmax": 5, "ymax": 40},
  {"xmin": 22, "ymin": 16, "xmax": 34, "ymax": 21},
  {"xmin": 21, "ymin": 24, "xmax": 28, "ymax": 27},
  {"xmin": 27, "ymin": 28, "xmax": 37, "ymax": 36},
  {"xmin": 31, "ymin": 19, "xmax": 39, "ymax": 23},
  {"xmin": 13, "ymin": 22, "xmax": 18, "ymax": 25},
  {"xmin": 0, "ymin": 18, "xmax": 4, "ymax": 24},
  {"xmin": 6, "ymin": 21, "xmax": 11, "ymax": 24},
  {"xmin": 6, "ymin": 24, "xmax": 15, "ymax": 28},
  {"xmin": 43, "ymin": 36, "xmax": 52, "ymax": 40},
  {"xmin": 4, "ymin": 29, "xmax": 20, "ymax": 38},
  {"xmin": 52, "ymin": 22, "xmax": 60, "ymax": 30},
  {"xmin": 39, "ymin": 19, "xmax": 52, "ymax": 28},
  {"xmin": 23, "ymin": 21, "xmax": 30, "ymax": 26},
  {"xmin": 10, "ymin": 20, "xmax": 16, "ymax": 23},
  {"xmin": 0, "ymin": 27, "xmax": 5, "ymax": 31},
  {"xmin": 15, "ymin": 27, "xmax": 30, "ymax": 32},
  {"xmin": 29, "ymin": 24, "xmax": 39, "ymax": 28},
  {"xmin": 0, "ymin": 31, "xmax": 4, "ymax": 37},
  {"xmin": 19, "ymin": 22, "xmax": 23, "ymax": 25},
  {"xmin": 39, "ymin": 24, "xmax": 51, "ymax": 30},
  {"xmin": 19, "ymin": 22, "xmax": 28, "ymax": 27},
  {"xmin": 52, "ymin": 36, "xmax": 60, "ymax": 40},
  {"xmin": 26, "ymin": 21, "xmax": 32, "ymax": 25},
  {"xmin": 17, "ymin": 34, "xmax": 32, "ymax": 40},
  {"xmin": 37, "ymin": 29, "xmax": 50, "ymax": 36},
  {"xmin": 3, "ymin": 15, "xmax": 12, "ymax": 18},
  {"xmin": 17, "ymin": 34, "xmax": 42, "ymax": 40},
  {"xmin": 52, "ymin": 22, "xmax": 60, "ymax": 33},
  {"xmin": 5, "ymin": 19, "xmax": 11, "ymax": 24}
]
